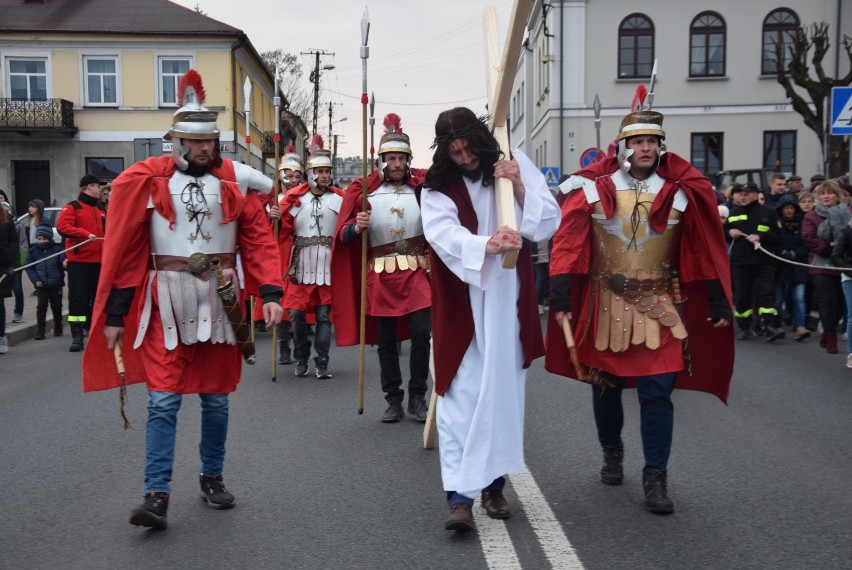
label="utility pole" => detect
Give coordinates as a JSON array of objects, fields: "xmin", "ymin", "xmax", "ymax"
[{"xmin": 301, "ymin": 49, "xmax": 334, "ymax": 134}]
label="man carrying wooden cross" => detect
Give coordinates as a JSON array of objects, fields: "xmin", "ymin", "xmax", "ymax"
[{"xmin": 420, "ymin": 107, "xmax": 560, "ymax": 531}]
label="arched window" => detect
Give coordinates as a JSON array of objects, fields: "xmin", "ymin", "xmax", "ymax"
[
  {"xmin": 618, "ymin": 14, "xmax": 654, "ymax": 79},
  {"xmin": 762, "ymin": 8, "xmax": 800, "ymax": 75},
  {"xmin": 690, "ymin": 12, "xmax": 726, "ymax": 77}
]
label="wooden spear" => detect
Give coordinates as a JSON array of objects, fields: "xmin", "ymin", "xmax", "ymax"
[{"xmin": 271, "ymin": 65, "xmax": 281, "ymax": 382}]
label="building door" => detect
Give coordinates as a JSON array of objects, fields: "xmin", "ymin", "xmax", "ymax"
[{"xmin": 13, "ymin": 160, "xmax": 51, "ymax": 211}]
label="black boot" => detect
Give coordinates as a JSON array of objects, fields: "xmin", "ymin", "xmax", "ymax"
[
  {"xmin": 381, "ymin": 400, "xmax": 404, "ymax": 423},
  {"xmin": 278, "ymin": 342, "xmax": 292, "ymax": 365},
  {"xmin": 53, "ymin": 323, "xmax": 63, "ymax": 337},
  {"xmin": 129, "ymin": 492, "xmax": 169, "ymax": 529},
  {"xmin": 600, "ymin": 444, "xmax": 624, "ymax": 485},
  {"xmin": 762, "ymin": 319, "xmax": 785, "ymax": 342},
  {"xmin": 642, "ymin": 469, "xmax": 674, "ymax": 514},
  {"xmin": 69, "ymin": 324, "xmax": 84, "ymax": 352},
  {"xmin": 35, "ymin": 322, "xmax": 46, "ymax": 340}
]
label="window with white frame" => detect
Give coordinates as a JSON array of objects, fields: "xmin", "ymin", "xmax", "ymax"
[
  {"xmin": 8, "ymin": 58, "xmax": 47, "ymax": 100},
  {"xmin": 84, "ymin": 56, "xmax": 118, "ymax": 106},
  {"xmin": 158, "ymin": 57, "xmax": 191, "ymax": 106}
]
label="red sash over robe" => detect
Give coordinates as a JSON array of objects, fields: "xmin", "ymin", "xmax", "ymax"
[
  {"xmin": 544, "ymin": 154, "xmax": 734, "ymax": 403},
  {"xmin": 331, "ymin": 168, "xmax": 427, "ymax": 346},
  {"xmin": 421, "ymin": 176, "xmax": 544, "ymax": 396}
]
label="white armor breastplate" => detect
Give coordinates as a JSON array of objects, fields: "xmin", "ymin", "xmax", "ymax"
[
  {"xmin": 367, "ymin": 183, "xmax": 423, "ymax": 247},
  {"xmin": 149, "ymin": 170, "xmax": 238, "ymax": 255},
  {"xmin": 289, "ymin": 190, "xmax": 343, "ymax": 285}
]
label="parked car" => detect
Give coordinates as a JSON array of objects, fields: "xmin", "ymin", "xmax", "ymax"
[{"xmin": 16, "ymin": 206, "xmax": 63, "ymax": 244}]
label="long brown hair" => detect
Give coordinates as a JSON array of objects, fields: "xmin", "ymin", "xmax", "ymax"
[{"xmin": 425, "ymin": 107, "xmax": 502, "ymax": 189}]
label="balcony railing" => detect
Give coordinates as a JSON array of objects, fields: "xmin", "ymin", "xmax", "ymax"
[{"xmin": 0, "ymin": 98, "xmax": 77, "ymax": 134}]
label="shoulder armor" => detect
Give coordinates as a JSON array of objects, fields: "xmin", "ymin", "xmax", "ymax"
[{"xmin": 234, "ymin": 162, "xmax": 273, "ymax": 195}]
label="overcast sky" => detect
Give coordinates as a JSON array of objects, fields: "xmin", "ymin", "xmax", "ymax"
[{"xmin": 170, "ymin": 0, "xmax": 513, "ymax": 168}]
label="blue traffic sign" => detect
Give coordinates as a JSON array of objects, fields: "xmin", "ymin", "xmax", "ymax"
[
  {"xmin": 830, "ymin": 87, "xmax": 852, "ymax": 135},
  {"xmin": 580, "ymin": 148, "xmax": 605, "ymax": 168},
  {"xmin": 541, "ymin": 166, "xmax": 560, "ymax": 185}
]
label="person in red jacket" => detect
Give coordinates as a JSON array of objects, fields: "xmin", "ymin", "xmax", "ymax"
[
  {"xmin": 332, "ymin": 113, "xmax": 431, "ymax": 423},
  {"xmin": 56, "ymin": 174, "xmax": 106, "ymax": 352},
  {"xmin": 546, "ymin": 87, "xmax": 733, "ymax": 515}
]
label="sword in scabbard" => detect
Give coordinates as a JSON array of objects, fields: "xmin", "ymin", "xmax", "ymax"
[
  {"xmin": 210, "ymin": 256, "xmax": 256, "ymax": 364},
  {"xmin": 113, "ymin": 344, "xmax": 133, "ymax": 430},
  {"xmin": 670, "ymin": 269, "xmax": 692, "ymax": 376}
]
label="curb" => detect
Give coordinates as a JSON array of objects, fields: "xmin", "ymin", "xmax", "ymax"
[{"xmin": 5, "ymin": 311, "xmax": 68, "ymax": 347}]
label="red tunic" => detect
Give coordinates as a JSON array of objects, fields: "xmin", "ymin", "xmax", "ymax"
[
  {"xmin": 279, "ymin": 182, "xmax": 344, "ymax": 312},
  {"xmin": 331, "ymin": 169, "xmax": 429, "ymax": 347},
  {"xmin": 544, "ymin": 154, "xmax": 734, "ymax": 403},
  {"xmin": 81, "ymin": 156, "xmax": 282, "ymax": 394}
]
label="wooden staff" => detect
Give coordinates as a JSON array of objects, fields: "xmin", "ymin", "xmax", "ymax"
[
  {"xmin": 357, "ymin": 7, "xmax": 371, "ymax": 414},
  {"xmin": 671, "ymin": 270, "xmax": 692, "ymax": 376},
  {"xmin": 113, "ymin": 344, "xmax": 132, "ymax": 430},
  {"xmin": 423, "ymin": 347, "xmax": 438, "ymax": 449},
  {"xmin": 560, "ymin": 316, "xmax": 586, "ymax": 382}
]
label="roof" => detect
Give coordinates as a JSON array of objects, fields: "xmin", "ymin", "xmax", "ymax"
[{"xmin": 0, "ymin": 0, "xmax": 243, "ymax": 36}]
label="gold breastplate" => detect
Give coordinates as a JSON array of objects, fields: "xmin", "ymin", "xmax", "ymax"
[{"xmin": 588, "ymin": 185, "xmax": 686, "ymax": 353}]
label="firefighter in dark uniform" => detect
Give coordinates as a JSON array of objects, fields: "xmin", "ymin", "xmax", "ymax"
[
  {"xmin": 57, "ymin": 174, "xmax": 106, "ymax": 352},
  {"xmin": 724, "ymin": 182, "xmax": 783, "ymax": 341}
]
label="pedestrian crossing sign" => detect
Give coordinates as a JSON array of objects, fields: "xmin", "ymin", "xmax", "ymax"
[
  {"xmin": 541, "ymin": 166, "xmax": 560, "ymax": 186},
  {"xmin": 830, "ymin": 87, "xmax": 852, "ymax": 135}
]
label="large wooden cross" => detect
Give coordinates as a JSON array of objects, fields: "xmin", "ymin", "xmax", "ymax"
[
  {"xmin": 422, "ymin": 1, "xmax": 532, "ymax": 449},
  {"xmin": 484, "ymin": 0, "xmax": 532, "ymax": 269}
]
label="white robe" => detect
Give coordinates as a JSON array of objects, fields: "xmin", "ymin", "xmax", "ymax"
[{"xmin": 421, "ymin": 149, "xmax": 560, "ymax": 498}]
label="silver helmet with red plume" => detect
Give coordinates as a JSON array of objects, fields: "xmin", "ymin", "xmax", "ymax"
[
  {"xmin": 306, "ymin": 135, "xmax": 332, "ymax": 189},
  {"xmin": 167, "ymin": 70, "xmax": 220, "ymax": 141},
  {"xmin": 616, "ymin": 85, "xmax": 665, "ymax": 174},
  {"xmin": 377, "ymin": 113, "xmax": 411, "ymax": 181}
]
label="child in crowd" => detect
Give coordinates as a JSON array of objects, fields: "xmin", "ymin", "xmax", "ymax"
[{"xmin": 25, "ymin": 223, "xmax": 65, "ymax": 339}]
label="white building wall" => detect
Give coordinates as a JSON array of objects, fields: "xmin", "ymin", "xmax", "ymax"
[{"xmin": 514, "ymin": 0, "xmax": 851, "ymax": 182}]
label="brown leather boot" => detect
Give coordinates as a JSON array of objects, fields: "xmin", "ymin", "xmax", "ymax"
[{"xmin": 444, "ymin": 503, "xmax": 475, "ymax": 531}]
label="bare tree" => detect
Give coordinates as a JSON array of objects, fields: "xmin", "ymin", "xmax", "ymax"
[
  {"xmin": 774, "ymin": 23, "xmax": 852, "ymax": 176},
  {"xmin": 193, "ymin": 2, "xmax": 206, "ymax": 15},
  {"xmin": 261, "ymin": 49, "xmax": 312, "ymax": 130}
]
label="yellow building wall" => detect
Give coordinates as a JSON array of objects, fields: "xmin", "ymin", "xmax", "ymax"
[
  {"xmin": 197, "ymin": 51, "xmax": 233, "ymax": 130},
  {"xmin": 51, "ymin": 51, "xmax": 79, "ymax": 101},
  {"xmin": 122, "ymin": 52, "xmax": 155, "ymax": 108}
]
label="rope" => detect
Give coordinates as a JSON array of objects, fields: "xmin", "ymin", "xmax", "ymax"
[
  {"xmin": 0, "ymin": 237, "xmax": 104, "ymax": 284},
  {"xmin": 745, "ymin": 238, "xmax": 852, "ymax": 272}
]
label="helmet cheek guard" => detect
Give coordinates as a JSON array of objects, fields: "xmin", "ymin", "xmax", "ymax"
[{"xmin": 307, "ymin": 168, "xmax": 319, "ymax": 189}]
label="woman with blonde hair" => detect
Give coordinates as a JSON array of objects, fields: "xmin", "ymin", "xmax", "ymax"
[{"xmin": 801, "ymin": 181, "xmax": 848, "ymax": 353}]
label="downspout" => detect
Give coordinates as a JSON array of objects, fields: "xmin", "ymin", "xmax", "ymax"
[
  {"xmin": 559, "ymin": 0, "xmax": 564, "ymax": 178},
  {"xmin": 231, "ymin": 35, "xmax": 247, "ymax": 163}
]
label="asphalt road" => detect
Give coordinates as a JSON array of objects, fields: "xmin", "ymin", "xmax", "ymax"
[{"xmin": 1, "ymin": 322, "xmax": 851, "ymax": 569}]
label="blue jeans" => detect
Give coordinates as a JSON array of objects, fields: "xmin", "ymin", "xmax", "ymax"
[
  {"xmin": 842, "ymin": 280, "xmax": 852, "ymax": 354},
  {"xmin": 592, "ymin": 372, "xmax": 675, "ymax": 472},
  {"xmin": 774, "ymin": 281, "xmax": 806, "ymax": 328},
  {"xmin": 290, "ymin": 305, "xmax": 331, "ymax": 368},
  {"xmin": 144, "ymin": 390, "xmax": 229, "ymax": 494},
  {"xmin": 11, "ymin": 270, "xmax": 23, "ymax": 314},
  {"xmin": 447, "ymin": 477, "xmax": 505, "ymax": 506}
]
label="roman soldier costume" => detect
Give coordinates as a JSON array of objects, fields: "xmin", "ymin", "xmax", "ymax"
[
  {"xmin": 280, "ymin": 135, "xmax": 344, "ymax": 378},
  {"xmin": 332, "ymin": 113, "xmax": 431, "ymax": 422},
  {"xmin": 81, "ymin": 70, "xmax": 282, "ymax": 529},
  {"xmin": 546, "ymin": 86, "xmax": 733, "ymax": 514}
]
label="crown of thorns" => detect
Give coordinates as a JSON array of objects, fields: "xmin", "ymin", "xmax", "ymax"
[{"xmin": 430, "ymin": 113, "xmax": 491, "ymax": 149}]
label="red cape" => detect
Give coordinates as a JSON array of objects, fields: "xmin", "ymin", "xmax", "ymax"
[
  {"xmin": 331, "ymin": 168, "xmax": 426, "ymax": 346},
  {"xmin": 81, "ymin": 156, "xmax": 280, "ymax": 392},
  {"xmin": 544, "ymin": 154, "xmax": 734, "ymax": 403}
]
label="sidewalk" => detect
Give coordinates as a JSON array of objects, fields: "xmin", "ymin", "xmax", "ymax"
[{"xmin": 3, "ymin": 270, "xmax": 70, "ymax": 347}]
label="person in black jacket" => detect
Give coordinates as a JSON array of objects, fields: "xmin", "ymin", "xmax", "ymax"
[
  {"xmin": 25, "ymin": 223, "xmax": 66, "ymax": 340},
  {"xmin": 724, "ymin": 182, "xmax": 784, "ymax": 341},
  {"xmin": 0, "ymin": 205, "xmax": 18, "ymax": 354},
  {"xmin": 773, "ymin": 195, "xmax": 810, "ymax": 341}
]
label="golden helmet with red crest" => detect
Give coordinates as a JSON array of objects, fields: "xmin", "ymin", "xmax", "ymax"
[
  {"xmin": 279, "ymin": 144, "xmax": 304, "ymax": 173},
  {"xmin": 617, "ymin": 85, "xmax": 664, "ymax": 142},
  {"xmin": 167, "ymin": 70, "xmax": 219, "ymax": 140},
  {"xmin": 378, "ymin": 113, "xmax": 411, "ymax": 156}
]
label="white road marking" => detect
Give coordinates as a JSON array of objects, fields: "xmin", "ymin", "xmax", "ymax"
[
  {"xmin": 477, "ymin": 507, "xmax": 523, "ymax": 569},
  {"xmin": 505, "ymin": 467, "xmax": 586, "ymax": 570}
]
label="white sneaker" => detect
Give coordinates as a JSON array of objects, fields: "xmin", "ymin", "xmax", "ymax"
[
  {"xmin": 847, "ymin": 353, "xmax": 852, "ymax": 369},
  {"xmin": 0, "ymin": 336, "xmax": 7, "ymax": 354},
  {"xmin": 11, "ymin": 313, "xmax": 22, "ymax": 323}
]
